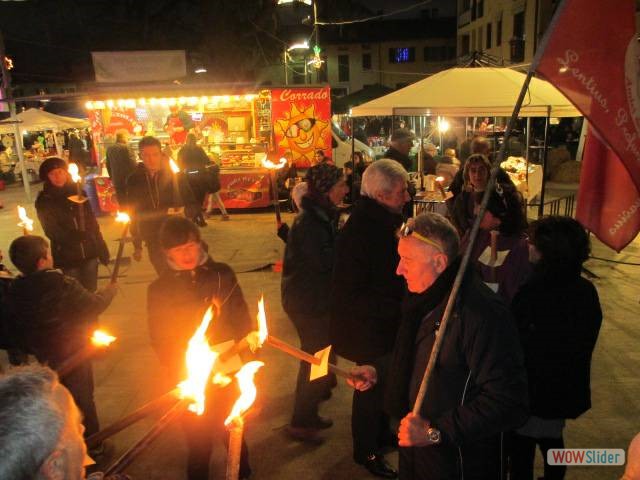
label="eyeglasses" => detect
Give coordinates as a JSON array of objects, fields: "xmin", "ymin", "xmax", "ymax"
[
  {"xmin": 285, "ymin": 118, "xmax": 316, "ymax": 138},
  {"xmin": 397, "ymin": 223, "xmax": 444, "ymax": 253}
]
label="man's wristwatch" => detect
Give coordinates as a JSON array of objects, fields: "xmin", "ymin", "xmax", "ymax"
[{"xmin": 425, "ymin": 426, "xmax": 441, "ymax": 444}]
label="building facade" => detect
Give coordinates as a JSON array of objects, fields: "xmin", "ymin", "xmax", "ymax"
[{"xmin": 456, "ymin": 0, "xmax": 559, "ymax": 66}]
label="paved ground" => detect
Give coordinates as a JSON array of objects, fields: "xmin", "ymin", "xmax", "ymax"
[{"xmin": 0, "ymin": 180, "xmax": 638, "ymax": 480}]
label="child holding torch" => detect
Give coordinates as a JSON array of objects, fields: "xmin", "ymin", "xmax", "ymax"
[
  {"xmin": 5, "ymin": 235, "xmax": 117, "ymax": 459},
  {"xmin": 147, "ymin": 216, "xmax": 254, "ymax": 480}
]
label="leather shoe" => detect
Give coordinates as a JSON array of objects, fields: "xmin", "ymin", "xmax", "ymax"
[{"xmin": 358, "ymin": 454, "xmax": 397, "ymax": 479}]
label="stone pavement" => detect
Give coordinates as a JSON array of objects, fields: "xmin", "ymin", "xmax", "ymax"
[{"xmin": 0, "ymin": 180, "xmax": 638, "ymax": 480}]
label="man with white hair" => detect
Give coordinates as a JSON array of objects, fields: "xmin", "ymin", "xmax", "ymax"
[
  {"xmin": 372, "ymin": 212, "xmax": 528, "ymax": 479},
  {"xmin": 0, "ymin": 365, "xmax": 127, "ymax": 480},
  {"xmin": 330, "ymin": 159, "xmax": 410, "ymax": 478}
]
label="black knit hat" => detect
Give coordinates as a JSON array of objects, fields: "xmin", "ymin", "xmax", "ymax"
[
  {"xmin": 304, "ymin": 163, "xmax": 342, "ymax": 195},
  {"xmin": 39, "ymin": 156, "xmax": 67, "ymax": 182},
  {"xmin": 159, "ymin": 216, "xmax": 202, "ymax": 250}
]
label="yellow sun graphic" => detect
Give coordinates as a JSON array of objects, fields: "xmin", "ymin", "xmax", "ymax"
[{"xmin": 275, "ymin": 103, "xmax": 329, "ymax": 165}]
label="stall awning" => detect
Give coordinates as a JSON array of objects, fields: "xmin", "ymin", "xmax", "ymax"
[
  {"xmin": 0, "ymin": 108, "xmax": 88, "ymax": 134},
  {"xmin": 351, "ymin": 67, "xmax": 580, "ymax": 118}
]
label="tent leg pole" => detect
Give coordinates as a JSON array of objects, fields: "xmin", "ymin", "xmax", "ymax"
[{"xmin": 537, "ymin": 106, "xmax": 551, "ymax": 218}]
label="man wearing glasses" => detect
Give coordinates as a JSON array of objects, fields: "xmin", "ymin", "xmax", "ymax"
[{"xmin": 355, "ymin": 212, "xmax": 528, "ymax": 479}]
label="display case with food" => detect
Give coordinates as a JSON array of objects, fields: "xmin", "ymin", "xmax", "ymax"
[{"xmin": 500, "ymin": 156, "xmax": 543, "ymax": 200}]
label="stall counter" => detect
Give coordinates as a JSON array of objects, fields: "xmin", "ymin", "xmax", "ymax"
[{"xmin": 219, "ymin": 168, "xmax": 271, "ymax": 209}]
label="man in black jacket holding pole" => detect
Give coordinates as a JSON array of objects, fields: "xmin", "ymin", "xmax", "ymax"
[{"xmin": 355, "ymin": 212, "xmax": 528, "ymax": 479}]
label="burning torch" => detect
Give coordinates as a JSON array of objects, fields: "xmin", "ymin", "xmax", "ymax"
[
  {"xmin": 169, "ymin": 158, "xmax": 183, "ymax": 211},
  {"xmin": 57, "ymin": 329, "xmax": 117, "ymax": 377},
  {"xmin": 17, "ymin": 205, "xmax": 34, "ymax": 235},
  {"xmin": 111, "ymin": 211, "xmax": 131, "ymax": 283},
  {"xmin": 67, "ymin": 163, "xmax": 87, "ymax": 231}
]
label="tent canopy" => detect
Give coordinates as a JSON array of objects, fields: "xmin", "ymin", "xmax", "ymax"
[
  {"xmin": 0, "ymin": 108, "xmax": 88, "ymax": 134},
  {"xmin": 351, "ymin": 67, "xmax": 580, "ymax": 118}
]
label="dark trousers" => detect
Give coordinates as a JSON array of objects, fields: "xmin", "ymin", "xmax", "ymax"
[
  {"xmin": 510, "ymin": 433, "xmax": 567, "ymax": 480},
  {"xmin": 181, "ymin": 386, "xmax": 251, "ymax": 480},
  {"xmin": 146, "ymin": 240, "xmax": 167, "ymax": 276},
  {"xmin": 289, "ymin": 314, "xmax": 335, "ymax": 426},
  {"xmin": 352, "ymin": 358, "xmax": 393, "ymax": 462},
  {"xmin": 64, "ymin": 257, "xmax": 99, "ymax": 292},
  {"xmin": 61, "ymin": 360, "xmax": 100, "ymax": 438}
]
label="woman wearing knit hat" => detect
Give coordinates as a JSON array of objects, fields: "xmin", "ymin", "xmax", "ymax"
[
  {"xmin": 281, "ymin": 163, "xmax": 349, "ymax": 440},
  {"xmin": 35, "ymin": 157, "xmax": 110, "ymax": 292}
]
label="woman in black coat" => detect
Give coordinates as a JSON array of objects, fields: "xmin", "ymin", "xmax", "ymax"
[
  {"xmin": 281, "ymin": 163, "xmax": 349, "ymax": 440},
  {"xmin": 36, "ymin": 157, "xmax": 110, "ymax": 291},
  {"xmin": 510, "ymin": 216, "xmax": 602, "ymax": 480}
]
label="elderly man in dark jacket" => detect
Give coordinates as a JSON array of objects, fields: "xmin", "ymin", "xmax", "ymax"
[
  {"xmin": 6, "ymin": 235, "xmax": 117, "ymax": 446},
  {"xmin": 36, "ymin": 157, "xmax": 110, "ymax": 292},
  {"xmin": 380, "ymin": 212, "xmax": 528, "ymax": 480},
  {"xmin": 147, "ymin": 216, "xmax": 254, "ymax": 480},
  {"xmin": 330, "ymin": 159, "xmax": 410, "ymax": 478},
  {"xmin": 127, "ymin": 136, "xmax": 198, "ymax": 275},
  {"xmin": 105, "ymin": 129, "xmax": 137, "ymax": 206},
  {"xmin": 282, "ymin": 163, "xmax": 349, "ymax": 440}
]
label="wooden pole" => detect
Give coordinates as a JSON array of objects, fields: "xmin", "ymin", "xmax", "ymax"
[
  {"xmin": 537, "ymin": 105, "xmax": 551, "ymax": 218},
  {"xmin": 225, "ymin": 418, "xmax": 244, "ymax": 480}
]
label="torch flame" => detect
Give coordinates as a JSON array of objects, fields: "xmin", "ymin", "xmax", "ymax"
[
  {"xmin": 115, "ymin": 211, "xmax": 131, "ymax": 224},
  {"xmin": 224, "ymin": 361, "xmax": 264, "ymax": 426},
  {"xmin": 261, "ymin": 157, "xmax": 287, "ymax": 170},
  {"xmin": 178, "ymin": 307, "xmax": 219, "ymax": 415},
  {"xmin": 257, "ymin": 296, "xmax": 268, "ymax": 346},
  {"xmin": 212, "ymin": 372, "xmax": 232, "ymax": 387},
  {"xmin": 68, "ymin": 163, "xmax": 81, "ymax": 183},
  {"xmin": 17, "ymin": 205, "xmax": 34, "ymax": 232},
  {"xmin": 90, "ymin": 329, "xmax": 117, "ymax": 347},
  {"xmin": 169, "ymin": 158, "xmax": 181, "ymax": 174},
  {"xmin": 435, "ymin": 176, "xmax": 445, "ymax": 183}
]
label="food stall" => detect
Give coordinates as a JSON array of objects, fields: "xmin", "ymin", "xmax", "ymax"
[{"xmin": 84, "ymin": 84, "xmax": 332, "ymax": 210}]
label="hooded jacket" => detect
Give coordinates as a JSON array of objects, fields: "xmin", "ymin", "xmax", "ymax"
[{"xmin": 35, "ymin": 182, "xmax": 110, "ymax": 268}]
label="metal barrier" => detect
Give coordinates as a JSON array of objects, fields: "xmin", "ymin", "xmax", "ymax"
[{"xmin": 528, "ymin": 194, "xmax": 576, "ymax": 218}]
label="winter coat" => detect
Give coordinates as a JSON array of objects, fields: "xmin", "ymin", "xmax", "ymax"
[
  {"xmin": 386, "ymin": 261, "xmax": 529, "ymax": 479},
  {"xmin": 281, "ymin": 195, "xmax": 338, "ymax": 320},
  {"xmin": 329, "ymin": 196, "xmax": 404, "ymax": 363},
  {"xmin": 147, "ymin": 255, "xmax": 253, "ymax": 381},
  {"xmin": 177, "ymin": 145, "xmax": 210, "ymax": 171},
  {"xmin": 105, "ymin": 143, "xmax": 137, "ymax": 196},
  {"xmin": 512, "ymin": 267, "xmax": 602, "ymax": 419},
  {"xmin": 126, "ymin": 163, "xmax": 198, "ymax": 248},
  {"xmin": 36, "ymin": 183, "xmax": 110, "ymax": 269},
  {"xmin": 5, "ymin": 269, "xmax": 115, "ymax": 366}
]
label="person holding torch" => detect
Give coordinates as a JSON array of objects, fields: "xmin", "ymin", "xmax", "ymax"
[
  {"xmin": 36, "ymin": 157, "xmax": 110, "ymax": 292},
  {"xmin": 5, "ymin": 235, "xmax": 117, "ymax": 460},
  {"xmin": 147, "ymin": 216, "xmax": 254, "ymax": 480}
]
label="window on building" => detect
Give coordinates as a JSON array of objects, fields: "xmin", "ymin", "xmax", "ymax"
[
  {"xmin": 497, "ymin": 17, "xmax": 503, "ymax": 46},
  {"xmin": 362, "ymin": 53, "xmax": 371, "ymax": 70},
  {"xmin": 513, "ymin": 11, "xmax": 525, "ymax": 38},
  {"xmin": 338, "ymin": 54, "xmax": 350, "ymax": 82},
  {"xmin": 461, "ymin": 34, "xmax": 470, "ymax": 55},
  {"xmin": 424, "ymin": 45, "xmax": 456, "ymax": 62},
  {"xmin": 477, "ymin": 0, "xmax": 484, "ymax": 17},
  {"xmin": 471, "ymin": 30, "xmax": 476, "ymax": 51},
  {"xmin": 462, "ymin": 0, "xmax": 471, "ymax": 12},
  {"xmin": 478, "ymin": 26, "xmax": 483, "ymax": 51},
  {"xmin": 486, "ymin": 22, "xmax": 492, "ymax": 49},
  {"xmin": 388, "ymin": 47, "xmax": 415, "ymax": 63}
]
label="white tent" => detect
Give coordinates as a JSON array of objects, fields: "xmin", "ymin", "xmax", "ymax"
[
  {"xmin": 351, "ymin": 67, "xmax": 580, "ymax": 118},
  {"xmin": 0, "ymin": 108, "xmax": 88, "ymax": 134}
]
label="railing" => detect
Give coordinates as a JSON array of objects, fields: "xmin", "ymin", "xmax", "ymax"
[{"xmin": 528, "ymin": 194, "xmax": 576, "ymax": 218}]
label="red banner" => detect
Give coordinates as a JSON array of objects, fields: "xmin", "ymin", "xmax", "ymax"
[
  {"xmin": 576, "ymin": 130, "xmax": 640, "ymax": 251},
  {"xmin": 271, "ymin": 87, "xmax": 332, "ymax": 168},
  {"xmin": 536, "ymin": 0, "xmax": 640, "ymax": 191}
]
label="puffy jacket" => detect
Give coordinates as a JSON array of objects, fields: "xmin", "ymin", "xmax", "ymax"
[{"xmin": 36, "ymin": 182, "xmax": 110, "ymax": 269}]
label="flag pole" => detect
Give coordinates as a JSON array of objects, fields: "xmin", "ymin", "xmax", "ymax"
[{"xmin": 410, "ymin": 0, "xmax": 569, "ymax": 415}]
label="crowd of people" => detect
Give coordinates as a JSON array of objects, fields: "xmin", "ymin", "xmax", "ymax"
[{"xmin": 0, "ymin": 128, "xmax": 630, "ymax": 480}]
